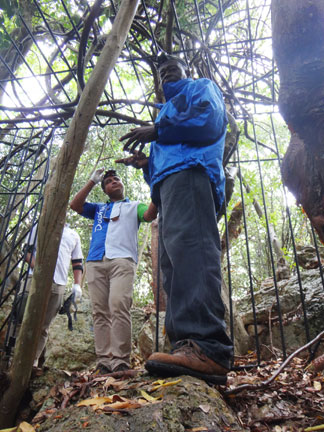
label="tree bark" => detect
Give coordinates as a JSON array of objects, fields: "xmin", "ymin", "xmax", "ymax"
[
  {"xmin": 272, "ymin": 0, "xmax": 324, "ymax": 244},
  {"xmin": 0, "ymin": 0, "xmax": 139, "ymax": 427},
  {"xmin": 221, "ymin": 201, "xmax": 243, "ymax": 263},
  {"xmin": 150, "ymin": 218, "xmax": 167, "ymax": 311}
]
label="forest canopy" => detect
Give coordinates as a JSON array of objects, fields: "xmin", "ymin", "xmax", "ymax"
[{"xmin": 0, "ymin": 0, "xmax": 320, "ymax": 304}]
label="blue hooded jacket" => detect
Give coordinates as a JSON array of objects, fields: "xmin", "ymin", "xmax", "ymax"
[{"xmin": 145, "ymin": 78, "xmax": 228, "ymax": 211}]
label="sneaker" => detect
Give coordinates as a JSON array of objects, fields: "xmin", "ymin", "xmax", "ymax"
[
  {"xmin": 93, "ymin": 363, "xmax": 112, "ymax": 375},
  {"xmin": 145, "ymin": 339, "xmax": 229, "ymax": 385},
  {"xmin": 113, "ymin": 363, "xmax": 130, "ymax": 373}
]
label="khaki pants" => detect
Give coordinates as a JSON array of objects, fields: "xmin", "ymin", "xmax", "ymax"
[
  {"xmin": 87, "ymin": 257, "xmax": 136, "ymax": 370},
  {"xmin": 12, "ymin": 277, "xmax": 65, "ymax": 367},
  {"xmin": 33, "ymin": 280, "xmax": 65, "ymax": 366}
]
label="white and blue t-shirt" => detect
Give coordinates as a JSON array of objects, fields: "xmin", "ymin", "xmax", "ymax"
[{"xmin": 81, "ymin": 199, "xmax": 147, "ymax": 263}]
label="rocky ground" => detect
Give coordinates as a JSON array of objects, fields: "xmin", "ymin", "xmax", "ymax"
[
  {"xmin": 5, "ymin": 266, "xmax": 324, "ymax": 432},
  {"xmin": 10, "ymin": 347, "xmax": 323, "ymax": 432}
]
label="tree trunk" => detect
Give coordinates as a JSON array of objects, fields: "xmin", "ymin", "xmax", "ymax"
[
  {"xmin": 221, "ymin": 201, "xmax": 243, "ymax": 263},
  {"xmin": 0, "ymin": 0, "xmax": 139, "ymax": 427},
  {"xmin": 272, "ymin": 0, "xmax": 324, "ymax": 244},
  {"xmin": 151, "ymin": 218, "xmax": 167, "ymax": 311}
]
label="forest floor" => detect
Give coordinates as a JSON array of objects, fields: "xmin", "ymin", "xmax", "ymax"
[
  {"xmin": 225, "ymin": 351, "xmax": 324, "ymax": 431},
  {"xmin": 15, "ymin": 350, "xmax": 324, "ymax": 432}
]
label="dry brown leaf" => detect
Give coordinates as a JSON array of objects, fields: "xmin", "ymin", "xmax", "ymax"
[
  {"xmin": 151, "ymin": 378, "xmax": 182, "ymax": 391},
  {"xmin": 312, "ymin": 354, "xmax": 324, "ymax": 373},
  {"xmin": 103, "ymin": 377, "xmax": 116, "ymax": 388},
  {"xmin": 111, "ymin": 381, "xmax": 129, "ymax": 391},
  {"xmin": 136, "ymin": 399, "xmax": 149, "ymax": 406},
  {"xmin": 77, "ymin": 396, "xmax": 113, "ymax": 408},
  {"xmin": 314, "ymin": 381, "xmax": 322, "ymax": 391},
  {"xmin": 140, "ymin": 390, "xmax": 162, "ymax": 402},
  {"xmin": 111, "ymin": 394, "xmax": 126, "ymax": 402},
  {"xmin": 106, "ymin": 400, "xmax": 142, "ymax": 410},
  {"xmin": 17, "ymin": 422, "xmax": 36, "ymax": 432},
  {"xmin": 304, "ymin": 425, "xmax": 324, "ymax": 431},
  {"xmin": 185, "ymin": 427, "xmax": 209, "ymax": 432},
  {"xmin": 152, "ymin": 379, "xmax": 165, "ymax": 386}
]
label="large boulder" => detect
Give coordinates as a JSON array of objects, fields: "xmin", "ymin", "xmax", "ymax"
[
  {"xmin": 45, "ymin": 298, "xmax": 96, "ymax": 370},
  {"xmin": 31, "ymin": 374, "xmax": 247, "ymax": 432},
  {"xmin": 137, "ymin": 311, "xmax": 171, "ymax": 360},
  {"xmin": 44, "ymin": 302, "xmax": 149, "ymax": 370},
  {"xmin": 237, "ymin": 267, "xmax": 324, "ymax": 354}
]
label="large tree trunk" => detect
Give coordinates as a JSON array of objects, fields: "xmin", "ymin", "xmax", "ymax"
[
  {"xmin": 272, "ymin": 0, "xmax": 324, "ymax": 244},
  {"xmin": 0, "ymin": 0, "xmax": 139, "ymax": 427},
  {"xmin": 150, "ymin": 218, "xmax": 167, "ymax": 311}
]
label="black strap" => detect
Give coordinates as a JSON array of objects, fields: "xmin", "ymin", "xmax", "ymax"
[{"xmin": 72, "ymin": 265, "xmax": 83, "ymax": 272}]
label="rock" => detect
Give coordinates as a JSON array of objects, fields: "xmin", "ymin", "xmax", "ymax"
[
  {"xmin": 296, "ymin": 244, "xmax": 324, "ymax": 269},
  {"xmin": 33, "ymin": 374, "xmax": 247, "ymax": 432},
  {"xmin": 45, "ymin": 298, "xmax": 96, "ymax": 370},
  {"xmin": 137, "ymin": 311, "xmax": 171, "ymax": 360},
  {"xmin": 221, "ymin": 277, "xmax": 251, "ymax": 356},
  {"xmin": 131, "ymin": 307, "xmax": 147, "ymax": 344},
  {"xmin": 44, "ymin": 302, "xmax": 149, "ymax": 370},
  {"xmin": 237, "ymin": 268, "xmax": 324, "ymax": 354}
]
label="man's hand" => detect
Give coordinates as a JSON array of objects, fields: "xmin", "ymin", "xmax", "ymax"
[
  {"xmin": 72, "ymin": 283, "xmax": 82, "ymax": 301},
  {"xmin": 115, "ymin": 151, "xmax": 148, "ymax": 169},
  {"xmin": 90, "ymin": 168, "xmax": 104, "ymax": 185},
  {"xmin": 119, "ymin": 126, "xmax": 157, "ymax": 153}
]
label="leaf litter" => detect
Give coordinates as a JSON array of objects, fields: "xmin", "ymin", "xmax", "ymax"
[
  {"xmin": 15, "ymin": 349, "xmax": 324, "ymax": 432},
  {"xmin": 224, "ymin": 351, "xmax": 324, "ymax": 431}
]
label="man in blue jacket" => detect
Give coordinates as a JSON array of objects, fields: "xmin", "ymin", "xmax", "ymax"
[{"xmin": 119, "ymin": 54, "xmax": 233, "ymax": 384}]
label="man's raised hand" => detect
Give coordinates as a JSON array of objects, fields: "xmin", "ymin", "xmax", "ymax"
[
  {"xmin": 119, "ymin": 126, "xmax": 157, "ymax": 153},
  {"xmin": 90, "ymin": 168, "xmax": 104, "ymax": 185}
]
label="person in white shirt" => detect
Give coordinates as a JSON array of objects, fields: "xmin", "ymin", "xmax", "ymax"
[{"xmin": 25, "ymin": 223, "xmax": 83, "ymax": 367}]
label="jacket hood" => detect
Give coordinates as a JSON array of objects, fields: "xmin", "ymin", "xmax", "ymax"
[{"xmin": 162, "ymin": 78, "xmax": 193, "ymax": 100}]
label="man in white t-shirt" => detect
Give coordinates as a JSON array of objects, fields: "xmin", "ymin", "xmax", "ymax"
[{"xmin": 25, "ymin": 223, "xmax": 83, "ymax": 367}]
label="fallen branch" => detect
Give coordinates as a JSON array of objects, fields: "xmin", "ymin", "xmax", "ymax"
[{"xmin": 225, "ymin": 329, "xmax": 324, "ymax": 396}]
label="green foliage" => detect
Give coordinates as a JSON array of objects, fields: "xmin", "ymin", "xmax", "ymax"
[
  {"xmin": 0, "ymin": 0, "xmax": 18, "ymax": 18},
  {"xmin": 222, "ymin": 114, "xmax": 316, "ymax": 299},
  {"xmin": 1, "ymin": 0, "xmax": 320, "ymax": 307}
]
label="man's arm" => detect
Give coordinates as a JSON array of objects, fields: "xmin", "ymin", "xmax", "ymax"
[
  {"xmin": 70, "ymin": 168, "xmax": 103, "ymax": 214},
  {"xmin": 24, "ymin": 224, "xmax": 37, "ymax": 269},
  {"xmin": 71, "ymin": 263, "xmax": 83, "ymax": 301},
  {"xmin": 119, "ymin": 81, "xmax": 227, "ymax": 152},
  {"xmin": 25, "ymin": 251, "xmax": 36, "ymax": 269},
  {"xmin": 143, "ymin": 202, "xmax": 158, "ymax": 222},
  {"xmin": 72, "ymin": 264, "xmax": 83, "ymax": 285},
  {"xmin": 71, "ymin": 232, "xmax": 83, "ymax": 300}
]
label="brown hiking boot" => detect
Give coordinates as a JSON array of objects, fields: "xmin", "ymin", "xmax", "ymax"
[
  {"xmin": 93, "ymin": 363, "xmax": 112, "ymax": 375},
  {"xmin": 145, "ymin": 339, "xmax": 229, "ymax": 385},
  {"xmin": 113, "ymin": 363, "xmax": 130, "ymax": 373}
]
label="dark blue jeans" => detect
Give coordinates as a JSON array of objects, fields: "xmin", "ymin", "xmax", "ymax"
[{"xmin": 158, "ymin": 168, "xmax": 233, "ymax": 369}]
